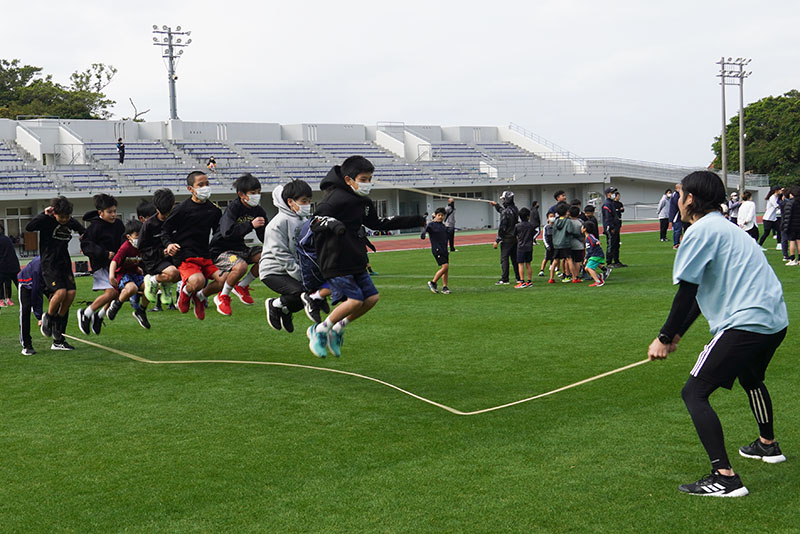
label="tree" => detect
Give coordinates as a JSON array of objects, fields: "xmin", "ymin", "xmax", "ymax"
[
  {"xmin": 711, "ymin": 90, "xmax": 800, "ymax": 187},
  {"xmin": 0, "ymin": 59, "xmax": 117, "ymax": 120}
]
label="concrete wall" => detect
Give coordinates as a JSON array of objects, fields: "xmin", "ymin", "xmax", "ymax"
[
  {"xmin": 442, "ymin": 126, "xmax": 499, "ymax": 143},
  {"xmin": 0, "ymin": 119, "xmax": 18, "ymax": 140}
]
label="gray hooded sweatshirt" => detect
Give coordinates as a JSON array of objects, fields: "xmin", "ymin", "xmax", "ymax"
[{"xmin": 259, "ymin": 185, "xmax": 306, "ymax": 281}]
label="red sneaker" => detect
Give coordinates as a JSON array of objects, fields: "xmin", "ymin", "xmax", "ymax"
[
  {"xmin": 193, "ymin": 295, "xmax": 206, "ymax": 320},
  {"xmin": 177, "ymin": 290, "xmax": 191, "ymax": 314},
  {"xmin": 548, "ymin": 279, "xmax": 556, "ymax": 284},
  {"xmin": 6, "ymin": 298, "xmax": 13, "ymax": 306},
  {"xmin": 514, "ymin": 282, "xmax": 525, "ymax": 289},
  {"xmin": 232, "ymin": 284, "xmax": 255, "ymax": 305},
  {"xmin": 572, "ymin": 278, "xmax": 582, "ymax": 283},
  {"xmin": 589, "ymin": 281, "xmax": 605, "ymax": 287},
  {"xmin": 214, "ymin": 294, "xmax": 232, "ymax": 316}
]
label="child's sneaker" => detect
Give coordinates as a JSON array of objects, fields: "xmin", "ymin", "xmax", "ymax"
[
  {"xmin": 192, "ymin": 295, "xmax": 206, "ymax": 320},
  {"xmin": 787, "ymin": 260, "xmax": 798, "ymax": 266},
  {"xmin": 327, "ymin": 329, "xmax": 343, "ymax": 357},
  {"xmin": 300, "ymin": 293, "xmax": 322, "ymax": 323},
  {"xmin": 51, "ymin": 340, "xmax": 75, "ymax": 351},
  {"xmin": 265, "ymin": 299, "xmax": 282, "ymax": 331},
  {"xmin": 677, "ymin": 471, "xmax": 748, "ymax": 497},
  {"xmin": 514, "ymin": 281, "xmax": 525, "ymax": 289},
  {"xmin": 441, "ymin": 286, "xmax": 451, "ymax": 294},
  {"xmin": 495, "ymin": 280, "xmax": 509, "ymax": 285},
  {"xmin": 21, "ymin": 345, "xmax": 36, "ymax": 356},
  {"xmin": 232, "ymin": 284, "xmax": 255, "ymax": 305},
  {"xmin": 132, "ymin": 308, "xmax": 151, "ymax": 329},
  {"xmin": 428, "ymin": 280, "xmax": 438, "ymax": 293},
  {"xmin": 77, "ymin": 308, "xmax": 92, "ymax": 335},
  {"xmin": 538, "ymin": 270, "xmax": 545, "ymax": 277},
  {"xmin": 91, "ymin": 313, "xmax": 103, "ymax": 335},
  {"xmin": 571, "ymin": 278, "xmax": 582, "ymax": 283},
  {"xmin": 0, "ymin": 299, "xmax": 6, "ymax": 307},
  {"xmin": 151, "ymin": 304, "xmax": 163, "ymax": 312},
  {"xmin": 739, "ymin": 439, "xmax": 786, "ymax": 463},
  {"xmin": 548, "ymin": 279, "xmax": 556, "ymax": 284},
  {"xmin": 589, "ymin": 281, "xmax": 605, "ymax": 287},
  {"xmin": 280, "ymin": 310, "xmax": 294, "ymax": 333},
  {"xmin": 214, "ymin": 294, "xmax": 232, "ymax": 316},
  {"xmin": 177, "ymin": 290, "xmax": 191, "ymax": 314},
  {"xmin": 40, "ymin": 314, "xmax": 52, "ymax": 337},
  {"xmin": 143, "ymin": 274, "xmax": 158, "ymax": 303},
  {"xmin": 160, "ymin": 284, "xmax": 175, "ymax": 307},
  {"xmin": 6, "ymin": 298, "xmax": 13, "ymax": 306},
  {"xmin": 307, "ymin": 325, "xmax": 328, "ymax": 358},
  {"xmin": 561, "ymin": 277, "xmax": 572, "ymax": 283},
  {"xmin": 107, "ymin": 299, "xmax": 122, "ymax": 321}
]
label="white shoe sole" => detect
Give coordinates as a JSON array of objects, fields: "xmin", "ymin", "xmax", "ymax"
[
  {"xmin": 307, "ymin": 326, "xmax": 327, "ymax": 358},
  {"xmin": 686, "ymin": 486, "xmax": 749, "ymax": 497},
  {"xmin": 76, "ymin": 309, "xmax": 91, "ymax": 335},
  {"xmin": 265, "ymin": 299, "xmax": 282, "ymax": 331},
  {"xmin": 739, "ymin": 450, "xmax": 786, "ymax": 463},
  {"xmin": 232, "ymin": 288, "xmax": 255, "ymax": 306}
]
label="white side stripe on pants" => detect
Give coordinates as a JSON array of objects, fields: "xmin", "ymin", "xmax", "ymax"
[
  {"xmin": 690, "ymin": 330, "xmax": 726, "ymax": 377},
  {"xmin": 749, "ymin": 389, "xmax": 769, "ymax": 424}
]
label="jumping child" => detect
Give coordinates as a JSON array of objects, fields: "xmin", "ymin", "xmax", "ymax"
[{"xmin": 421, "ymin": 207, "xmax": 450, "ymax": 294}]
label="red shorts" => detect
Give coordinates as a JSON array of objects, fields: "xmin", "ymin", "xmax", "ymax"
[{"xmin": 178, "ymin": 257, "xmax": 219, "ymax": 283}]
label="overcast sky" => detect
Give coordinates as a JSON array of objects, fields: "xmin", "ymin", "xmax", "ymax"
[{"xmin": 4, "ymin": 0, "xmax": 798, "ymax": 166}]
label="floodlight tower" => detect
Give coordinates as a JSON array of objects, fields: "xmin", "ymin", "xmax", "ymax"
[
  {"xmin": 152, "ymin": 25, "xmax": 193, "ymax": 120},
  {"xmin": 716, "ymin": 57, "xmax": 752, "ymax": 192}
]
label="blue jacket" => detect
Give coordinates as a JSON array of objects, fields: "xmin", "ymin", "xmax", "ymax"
[
  {"xmin": 17, "ymin": 256, "xmax": 44, "ymax": 320},
  {"xmin": 601, "ymin": 197, "xmax": 619, "ymax": 233}
]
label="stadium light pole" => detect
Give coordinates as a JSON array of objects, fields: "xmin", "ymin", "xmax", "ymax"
[
  {"xmin": 152, "ymin": 25, "xmax": 193, "ymax": 120},
  {"xmin": 716, "ymin": 57, "xmax": 751, "ymax": 192}
]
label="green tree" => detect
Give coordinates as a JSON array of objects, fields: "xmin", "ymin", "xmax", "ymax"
[
  {"xmin": 711, "ymin": 90, "xmax": 800, "ymax": 187},
  {"xmin": 0, "ymin": 59, "xmax": 117, "ymax": 120}
]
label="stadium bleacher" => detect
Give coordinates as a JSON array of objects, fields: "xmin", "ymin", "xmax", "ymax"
[
  {"xmin": 476, "ymin": 142, "xmax": 539, "ymax": 159},
  {"xmin": 235, "ymin": 142, "xmax": 324, "ymax": 163},
  {"xmin": 173, "ymin": 141, "xmax": 245, "ymax": 165},
  {"xmin": 0, "ymin": 142, "xmax": 25, "ymax": 167},
  {"xmin": 84, "ymin": 141, "xmax": 183, "ymax": 165}
]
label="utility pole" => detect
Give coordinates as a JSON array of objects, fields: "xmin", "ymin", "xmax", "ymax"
[
  {"xmin": 152, "ymin": 25, "xmax": 193, "ymax": 120},
  {"xmin": 716, "ymin": 57, "xmax": 752, "ymax": 193}
]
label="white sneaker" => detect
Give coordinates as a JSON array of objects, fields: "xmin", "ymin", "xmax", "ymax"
[
  {"xmin": 786, "ymin": 260, "xmax": 798, "ymax": 266},
  {"xmin": 777, "ymin": 244, "xmax": 782, "ymax": 250}
]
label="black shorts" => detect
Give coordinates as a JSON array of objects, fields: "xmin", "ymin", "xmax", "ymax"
[
  {"xmin": 554, "ymin": 248, "xmax": 571, "ymax": 260},
  {"xmin": 433, "ymin": 251, "xmax": 449, "ymax": 266},
  {"xmin": 516, "ymin": 249, "xmax": 533, "ymax": 263},
  {"xmin": 570, "ymin": 250, "xmax": 585, "ymax": 263},
  {"xmin": 143, "ymin": 258, "xmax": 174, "ymax": 276},
  {"xmin": 545, "ymin": 247, "xmax": 554, "ymax": 261},
  {"xmin": 690, "ymin": 328, "xmax": 787, "ymax": 389},
  {"xmin": 42, "ymin": 265, "xmax": 76, "ymax": 292}
]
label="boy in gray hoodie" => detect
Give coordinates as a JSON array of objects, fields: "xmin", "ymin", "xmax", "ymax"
[{"xmin": 259, "ymin": 180, "xmax": 314, "ymax": 334}]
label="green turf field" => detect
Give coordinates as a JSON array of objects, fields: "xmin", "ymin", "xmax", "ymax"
[{"xmin": 1, "ymin": 232, "xmax": 798, "ymax": 533}]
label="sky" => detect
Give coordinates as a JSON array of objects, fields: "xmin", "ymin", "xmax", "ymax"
[{"xmin": 3, "ymin": 0, "xmax": 799, "ymax": 167}]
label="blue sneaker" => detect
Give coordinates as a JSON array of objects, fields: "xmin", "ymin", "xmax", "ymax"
[
  {"xmin": 307, "ymin": 325, "xmax": 328, "ymax": 358},
  {"xmin": 327, "ymin": 329, "xmax": 344, "ymax": 357}
]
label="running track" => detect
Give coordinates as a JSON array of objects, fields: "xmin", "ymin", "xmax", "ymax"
[{"xmin": 373, "ymin": 222, "xmax": 663, "ymax": 252}]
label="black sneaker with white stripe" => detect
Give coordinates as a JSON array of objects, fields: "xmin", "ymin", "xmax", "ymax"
[
  {"xmin": 77, "ymin": 308, "xmax": 91, "ymax": 335},
  {"xmin": 739, "ymin": 439, "xmax": 786, "ymax": 463},
  {"xmin": 678, "ymin": 471, "xmax": 748, "ymax": 497}
]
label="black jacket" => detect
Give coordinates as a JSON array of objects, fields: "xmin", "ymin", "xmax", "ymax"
[
  {"xmin": 602, "ymin": 197, "xmax": 619, "ymax": 233},
  {"xmin": 209, "ymin": 199, "xmax": 267, "ymax": 256},
  {"xmin": 494, "ymin": 201, "xmax": 519, "ymax": 243},
  {"xmin": 530, "ymin": 205, "xmax": 541, "ymax": 230},
  {"xmin": 0, "ymin": 234, "xmax": 20, "ymax": 274},
  {"xmin": 311, "ymin": 166, "xmax": 424, "ymax": 278},
  {"xmin": 80, "ymin": 211, "xmax": 125, "ymax": 271},
  {"xmin": 26, "ymin": 213, "xmax": 84, "ymax": 270},
  {"xmin": 781, "ymin": 197, "xmax": 800, "ymax": 236},
  {"xmin": 161, "ymin": 198, "xmax": 222, "ymax": 262}
]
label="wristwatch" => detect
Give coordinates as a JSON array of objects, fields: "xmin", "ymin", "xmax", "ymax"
[{"xmin": 657, "ymin": 333, "xmax": 672, "ymax": 345}]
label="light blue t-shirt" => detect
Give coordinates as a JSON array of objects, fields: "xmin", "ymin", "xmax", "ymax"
[{"xmin": 673, "ymin": 211, "xmax": 789, "ymax": 335}]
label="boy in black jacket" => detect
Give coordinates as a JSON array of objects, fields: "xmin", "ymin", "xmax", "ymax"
[
  {"xmin": 25, "ymin": 196, "xmax": 85, "ymax": 350},
  {"xmin": 490, "ymin": 190, "xmax": 520, "ymax": 285},
  {"xmin": 77, "ymin": 194, "xmax": 125, "ymax": 336},
  {"xmin": 308, "ymin": 156, "xmax": 424, "ymax": 358},
  {"xmin": 421, "ymin": 208, "xmax": 450, "ymax": 294},
  {"xmin": 514, "ymin": 207, "xmax": 535, "ymax": 287},
  {"xmin": 141, "ymin": 188, "xmax": 180, "ymax": 311},
  {"xmin": 208, "ymin": 173, "xmax": 267, "ymax": 315},
  {"xmin": 162, "ymin": 171, "xmax": 224, "ymax": 320}
]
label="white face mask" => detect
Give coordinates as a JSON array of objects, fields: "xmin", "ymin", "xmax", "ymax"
[
  {"xmin": 295, "ymin": 204, "xmax": 312, "ymax": 217},
  {"xmin": 130, "ymin": 238, "xmax": 139, "ymax": 248},
  {"xmin": 244, "ymin": 193, "xmax": 261, "ymax": 207},
  {"xmin": 352, "ymin": 181, "xmax": 372, "ymax": 196},
  {"xmin": 548, "ymin": 218, "xmax": 555, "ymax": 224},
  {"xmin": 195, "ymin": 186, "xmax": 212, "ymax": 200}
]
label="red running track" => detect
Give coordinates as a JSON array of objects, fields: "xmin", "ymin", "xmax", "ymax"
[{"xmin": 373, "ymin": 222, "xmax": 664, "ymax": 252}]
